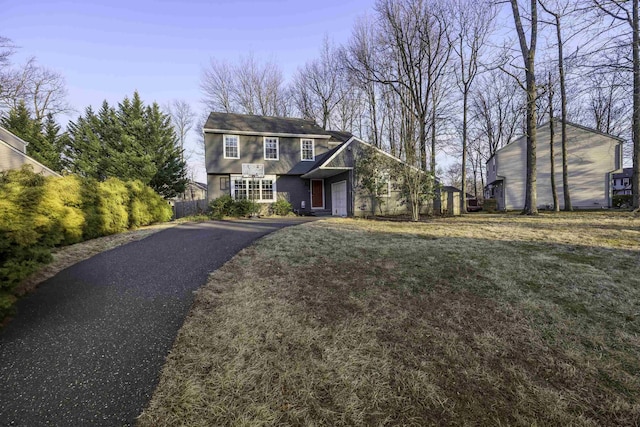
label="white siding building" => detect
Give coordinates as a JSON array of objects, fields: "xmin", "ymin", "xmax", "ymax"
[{"xmin": 485, "ymin": 121, "xmax": 623, "ymax": 210}]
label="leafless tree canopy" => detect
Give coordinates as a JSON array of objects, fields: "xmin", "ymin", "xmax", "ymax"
[
  {"xmin": 0, "ymin": 54, "xmax": 71, "ymax": 121},
  {"xmin": 165, "ymin": 99, "xmax": 196, "ymax": 161},
  {"xmin": 200, "ymin": 54, "xmax": 290, "ymax": 117}
]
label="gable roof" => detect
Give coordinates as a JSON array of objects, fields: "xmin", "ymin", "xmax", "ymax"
[
  {"xmin": 613, "ymin": 167, "xmax": 633, "ymax": 179},
  {"xmin": 325, "ymin": 130, "xmax": 354, "ymax": 144},
  {"xmin": 301, "ymin": 136, "xmax": 417, "ymax": 179},
  {"xmin": 0, "ymin": 126, "xmax": 29, "ymax": 153},
  {"xmin": 0, "ymin": 138, "xmax": 61, "ymax": 177},
  {"xmin": 203, "ymin": 112, "xmax": 331, "ymax": 138}
]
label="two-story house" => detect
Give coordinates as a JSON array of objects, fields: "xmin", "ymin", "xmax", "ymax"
[
  {"xmin": 0, "ymin": 126, "xmax": 60, "ymax": 177},
  {"xmin": 612, "ymin": 168, "xmax": 633, "ymax": 196},
  {"xmin": 485, "ymin": 120, "xmax": 623, "ymax": 210},
  {"xmin": 204, "ymin": 112, "xmax": 413, "ymax": 217}
]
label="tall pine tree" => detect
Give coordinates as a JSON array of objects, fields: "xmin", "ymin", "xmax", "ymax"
[
  {"xmin": 66, "ymin": 91, "xmax": 187, "ymax": 198},
  {"xmin": 1, "ymin": 101, "xmax": 64, "ymax": 172}
]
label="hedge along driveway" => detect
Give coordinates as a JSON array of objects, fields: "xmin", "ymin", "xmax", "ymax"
[{"xmin": 0, "ymin": 218, "xmax": 317, "ymax": 426}]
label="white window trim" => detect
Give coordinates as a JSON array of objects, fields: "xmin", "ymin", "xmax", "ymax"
[
  {"xmin": 223, "ymin": 134, "xmax": 240, "ymax": 159},
  {"xmin": 301, "ymin": 138, "xmax": 315, "ymax": 161},
  {"xmin": 230, "ymin": 174, "xmax": 277, "ymax": 203},
  {"xmin": 263, "ymin": 137, "xmax": 279, "ymax": 160}
]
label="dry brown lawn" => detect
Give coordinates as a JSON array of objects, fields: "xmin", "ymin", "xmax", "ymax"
[{"xmin": 138, "ymin": 212, "xmax": 640, "ymax": 426}]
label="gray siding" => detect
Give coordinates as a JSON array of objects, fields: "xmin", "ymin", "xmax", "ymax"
[
  {"xmin": 205, "ymin": 133, "xmax": 333, "ymax": 175},
  {"xmin": 275, "ymin": 175, "xmax": 310, "ymax": 212}
]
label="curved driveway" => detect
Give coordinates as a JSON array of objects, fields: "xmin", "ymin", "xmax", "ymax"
[{"xmin": 0, "ymin": 218, "xmax": 316, "ymax": 426}]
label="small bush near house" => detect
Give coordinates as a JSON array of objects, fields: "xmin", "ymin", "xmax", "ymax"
[
  {"xmin": 208, "ymin": 195, "xmax": 235, "ymax": 219},
  {"xmin": 208, "ymin": 196, "xmax": 260, "ymax": 219},
  {"xmin": 0, "ymin": 166, "xmax": 171, "ymax": 321},
  {"xmin": 234, "ymin": 199, "xmax": 259, "ymax": 217},
  {"xmin": 613, "ymin": 194, "xmax": 633, "ymax": 208},
  {"xmin": 271, "ymin": 198, "xmax": 292, "ymax": 216},
  {"xmin": 483, "ymin": 198, "xmax": 498, "ymax": 213}
]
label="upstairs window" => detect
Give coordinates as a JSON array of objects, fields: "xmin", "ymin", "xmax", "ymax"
[
  {"xmin": 264, "ymin": 137, "xmax": 279, "ymax": 160},
  {"xmin": 301, "ymin": 139, "xmax": 315, "ymax": 161},
  {"xmin": 224, "ymin": 135, "xmax": 239, "ymax": 159}
]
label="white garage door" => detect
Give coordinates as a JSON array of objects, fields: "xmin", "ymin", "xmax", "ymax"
[{"xmin": 331, "ymin": 181, "xmax": 347, "ymax": 217}]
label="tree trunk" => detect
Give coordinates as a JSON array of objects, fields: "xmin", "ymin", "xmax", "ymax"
[
  {"xmin": 511, "ymin": 0, "xmax": 538, "ymax": 215},
  {"xmin": 430, "ymin": 102, "xmax": 437, "ymax": 173},
  {"xmin": 549, "ymin": 80, "xmax": 559, "ymax": 211},
  {"xmin": 461, "ymin": 90, "xmax": 468, "ymax": 214},
  {"xmin": 633, "ymin": 0, "xmax": 640, "ymax": 209},
  {"xmin": 555, "ymin": 13, "xmax": 572, "ymax": 211}
]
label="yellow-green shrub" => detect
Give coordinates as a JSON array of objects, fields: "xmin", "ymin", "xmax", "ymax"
[
  {"xmin": 0, "ymin": 166, "xmax": 172, "ymax": 321},
  {"xmin": 97, "ymin": 178, "xmax": 130, "ymax": 235},
  {"xmin": 127, "ymin": 180, "xmax": 171, "ymax": 227}
]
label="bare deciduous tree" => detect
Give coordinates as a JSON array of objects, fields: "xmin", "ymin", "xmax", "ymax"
[
  {"xmin": 451, "ymin": 0, "xmax": 496, "ymax": 213},
  {"xmin": 345, "ymin": 0, "xmax": 452, "ymax": 171},
  {"xmin": 508, "ymin": 0, "xmax": 540, "ymax": 215},
  {"xmin": 200, "ymin": 54, "xmax": 289, "ymax": 117},
  {"xmin": 539, "ymin": 0, "xmax": 581, "ymax": 210},
  {"xmin": 292, "ymin": 38, "xmax": 346, "ymax": 129},
  {"xmin": 592, "ymin": 0, "xmax": 640, "ymax": 209},
  {"xmin": 470, "ymin": 69, "xmax": 524, "ymax": 159},
  {"xmin": 166, "ymin": 99, "xmax": 196, "ymax": 162},
  {"xmin": 1, "ymin": 57, "xmax": 71, "ymax": 120}
]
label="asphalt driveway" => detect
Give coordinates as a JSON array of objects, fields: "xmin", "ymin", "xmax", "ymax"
[{"xmin": 0, "ymin": 218, "xmax": 317, "ymax": 426}]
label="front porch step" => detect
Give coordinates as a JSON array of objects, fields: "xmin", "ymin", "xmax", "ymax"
[{"xmin": 310, "ymin": 209, "xmax": 332, "ymax": 216}]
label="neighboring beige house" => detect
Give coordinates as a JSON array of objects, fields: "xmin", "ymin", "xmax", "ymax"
[
  {"xmin": 485, "ymin": 121, "xmax": 623, "ymax": 210},
  {"xmin": 0, "ymin": 126, "xmax": 60, "ymax": 177},
  {"xmin": 176, "ymin": 180, "xmax": 207, "ymax": 201}
]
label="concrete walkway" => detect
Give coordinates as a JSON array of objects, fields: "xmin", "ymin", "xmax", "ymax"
[{"xmin": 0, "ymin": 218, "xmax": 316, "ymax": 426}]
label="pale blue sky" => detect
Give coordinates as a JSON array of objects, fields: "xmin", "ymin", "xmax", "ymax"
[
  {"xmin": 1, "ymin": 0, "xmax": 376, "ymax": 177},
  {"xmin": 2, "ymin": 0, "xmax": 375, "ymax": 118}
]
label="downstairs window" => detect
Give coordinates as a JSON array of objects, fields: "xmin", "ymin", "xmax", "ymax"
[{"xmin": 231, "ymin": 175, "xmax": 276, "ymax": 202}]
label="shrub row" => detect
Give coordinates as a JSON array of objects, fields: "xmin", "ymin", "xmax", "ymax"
[
  {"xmin": 208, "ymin": 195, "xmax": 292, "ymax": 219},
  {"xmin": 0, "ymin": 166, "xmax": 172, "ymax": 320},
  {"xmin": 612, "ymin": 194, "xmax": 633, "ymax": 208}
]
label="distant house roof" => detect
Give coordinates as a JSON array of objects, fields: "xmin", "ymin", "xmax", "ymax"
[
  {"xmin": 613, "ymin": 167, "xmax": 633, "ymax": 179},
  {"xmin": 192, "ymin": 181, "xmax": 207, "ymax": 191},
  {"xmin": 325, "ymin": 130, "xmax": 354, "ymax": 144},
  {"xmin": 203, "ymin": 112, "xmax": 331, "ymax": 138},
  {"xmin": 0, "ymin": 126, "xmax": 29, "ymax": 153},
  {"xmin": 441, "ymin": 185, "xmax": 461, "ymax": 193}
]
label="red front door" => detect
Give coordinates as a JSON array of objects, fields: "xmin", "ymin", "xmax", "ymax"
[{"xmin": 311, "ymin": 180, "xmax": 324, "ymax": 208}]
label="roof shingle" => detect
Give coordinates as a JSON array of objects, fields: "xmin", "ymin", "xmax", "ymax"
[{"xmin": 204, "ymin": 112, "xmax": 329, "ymax": 136}]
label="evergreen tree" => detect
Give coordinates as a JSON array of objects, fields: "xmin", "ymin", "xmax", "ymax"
[
  {"xmin": 40, "ymin": 113, "xmax": 65, "ymax": 172},
  {"xmin": 1, "ymin": 101, "xmax": 64, "ymax": 172},
  {"xmin": 66, "ymin": 105, "xmax": 108, "ymax": 180},
  {"xmin": 0, "ymin": 101, "xmax": 40, "ymax": 142},
  {"xmin": 111, "ymin": 93, "xmax": 156, "ymax": 183},
  {"xmin": 66, "ymin": 91, "xmax": 187, "ymax": 198},
  {"xmin": 145, "ymin": 102, "xmax": 187, "ymax": 198}
]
